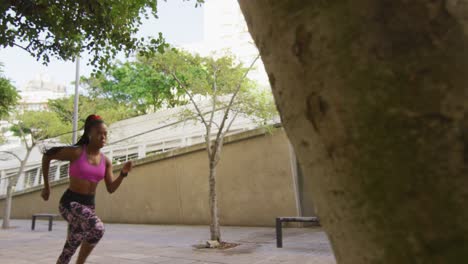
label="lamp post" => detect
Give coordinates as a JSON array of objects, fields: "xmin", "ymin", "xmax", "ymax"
[{"xmin": 72, "ymin": 56, "xmax": 80, "ymax": 144}]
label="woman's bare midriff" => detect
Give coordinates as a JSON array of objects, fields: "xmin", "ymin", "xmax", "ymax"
[{"xmin": 68, "ymin": 176, "xmax": 99, "ymax": 195}]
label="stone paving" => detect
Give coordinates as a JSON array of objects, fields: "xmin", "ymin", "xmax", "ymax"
[{"xmin": 0, "ymin": 219, "xmax": 336, "ymax": 264}]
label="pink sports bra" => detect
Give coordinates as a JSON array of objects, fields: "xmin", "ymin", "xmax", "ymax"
[{"xmin": 69, "ymin": 145, "xmax": 106, "ymax": 183}]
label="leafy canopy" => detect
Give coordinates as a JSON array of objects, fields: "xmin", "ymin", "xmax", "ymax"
[
  {"xmin": 48, "ymin": 95, "xmax": 138, "ymax": 142},
  {"xmin": 10, "ymin": 110, "xmax": 68, "ymax": 143},
  {"xmin": 149, "ymin": 48, "xmax": 277, "ymax": 125},
  {"xmin": 0, "ymin": 63, "xmax": 19, "ymax": 119},
  {"xmin": 81, "ymin": 60, "xmax": 187, "ymax": 114},
  {"xmin": 0, "ymin": 0, "xmax": 203, "ymax": 69},
  {"xmin": 7, "ymin": 96, "xmax": 138, "ymax": 145}
]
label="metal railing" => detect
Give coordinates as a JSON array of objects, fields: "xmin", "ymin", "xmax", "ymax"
[{"xmin": 0, "ymin": 121, "xmax": 256, "ymax": 197}]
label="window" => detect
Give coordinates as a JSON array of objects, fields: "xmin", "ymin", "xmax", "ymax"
[
  {"xmin": 38, "ymin": 168, "xmax": 42, "ymax": 185},
  {"xmin": 24, "ymin": 169, "xmax": 38, "ymax": 188},
  {"xmin": 127, "ymin": 153, "xmax": 138, "ymax": 160},
  {"xmin": 47, "ymin": 166, "xmax": 57, "ymax": 182},
  {"xmin": 59, "ymin": 164, "xmax": 69, "ymax": 179},
  {"xmin": 112, "ymin": 155, "xmax": 127, "ymax": 164},
  {"xmin": 113, "ymin": 152, "xmax": 139, "ymax": 164}
]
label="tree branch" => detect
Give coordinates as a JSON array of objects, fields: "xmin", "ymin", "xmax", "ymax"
[
  {"xmin": 170, "ymin": 72, "xmax": 209, "ymax": 129},
  {"xmin": 215, "ymin": 55, "xmax": 259, "ymax": 144},
  {"xmin": 170, "ymin": 71, "xmax": 213, "ymax": 157},
  {"xmin": 208, "ymin": 68, "xmax": 218, "ymax": 131},
  {"xmin": 223, "ymin": 111, "xmax": 239, "ymax": 137},
  {"xmin": 0, "ymin": 151, "xmax": 22, "ymax": 162},
  {"xmin": 206, "ymin": 68, "xmax": 220, "ymax": 160},
  {"xmin": 13, "ymin": 43, "xmax": 34, "ymax": 57},
  {"xmin": 210, "ymin": 121, "xmax": 220, "ymax": 129},
  {"xmin": 212, "ymin": 135, "xmax": 225, "ymax": 167},
  {"xmin": 29, "ymin": 137, "xmax": 37, "ymax": 152},
  {"xmin": 17, "ymin": 123, "xmax": 31, "ymax": 149},
  {"xmin": 211, "ymin": 112, "xmax": 239, "ymax": 166},
  {"xmin": 210, "ymin": 55, "xmax": 259, "ymax": 163}
]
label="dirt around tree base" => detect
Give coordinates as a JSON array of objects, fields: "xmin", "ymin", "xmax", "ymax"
[
  {"xmin": 193, "ymin": 241, "xmax": 240, "ymax": 250},
  {"xmin": 217, "ymin": 241, "xmax": 239, "ymax": 250}
]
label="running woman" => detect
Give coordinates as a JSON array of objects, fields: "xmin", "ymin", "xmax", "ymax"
[{"xmin": 41, "ymin": 114, "xmax": 132, "ymax": 264}]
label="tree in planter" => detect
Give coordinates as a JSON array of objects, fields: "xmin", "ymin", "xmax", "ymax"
[
  {"xmin": 238, "ymin": 1, "xmax": 468, "ymax": 263},
  {"xmin": 1, "ymin": 111, "xmax": 68, "ymax": 228},
  {"xmin": 81, "ymin": 61, "xmax": 187, "ymax": 114},
  {"xmin": 153, "ymin": 49, "xmax": 277, "ymax": 244}
]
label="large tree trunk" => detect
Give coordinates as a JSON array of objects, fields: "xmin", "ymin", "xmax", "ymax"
[
  {"xmin": 209, "ymin": 163, "xmax": 221, "ymax": 241},
  {"xmin": 239, "ymin": 1, "xmax": 468, "ymax": 263}
]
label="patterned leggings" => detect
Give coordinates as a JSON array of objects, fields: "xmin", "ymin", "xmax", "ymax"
[{"xmin": 57, "ymin": 201, "xmax": 105, "ymax": 264}]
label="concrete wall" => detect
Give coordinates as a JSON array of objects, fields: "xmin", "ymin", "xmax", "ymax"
[{"xmin": 0, "ymin": 128, "xmax": 307, "ymax": 226}]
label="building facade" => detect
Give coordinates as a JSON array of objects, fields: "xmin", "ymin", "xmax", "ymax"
[
  {"xmin": 18, "ymin": 74, "xmax": 67, "ymax": 112},
  {"xmin": 182, "ymin": 0, "xmax": 270, "ymax": 87}
]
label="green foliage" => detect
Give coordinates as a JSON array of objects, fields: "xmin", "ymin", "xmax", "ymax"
[
  {"xmin": 49, "ymin": 95, "xmax": 138, "ymax": 127},
  {"xmin": 8, "ymin": 95, "xmax": 138, "ymax": 144},
  {"xmin": 81, "ymin": 60, "xmax": 187, "ymax": 114},
  {"xmin": 0, "ymin": 0, "xmax": 203, "ymax": 69},
  {"xmin": 11, "ymin": 110, "xmax": 69, "ymax": 142},
  {"xmin": 0, "ymin": 129, "xmax": 6, "ymax": 144},
  {"xmin": 0, "ymin": 63, "xmax": 19, "ymax": 119},
  {"xmin": 235, "ymin": 87, "xmax": 278, "ymax": 127},
  {"xmin": 149, "ymin": 48, "xmax": 278, "ymax": 127},
  {"xmin": 145, "ymin": 49, "xmax": 210, "ymax": 96}
]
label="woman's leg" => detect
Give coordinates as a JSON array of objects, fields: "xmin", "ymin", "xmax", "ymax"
[
  {"xmin": 76, "ymin": 205, "xmax": 105, "ymax": 264},
  {"xmin": 76, "ymin": 242, "xmax": 96, "ymax": 264},
  {"xmin": 57, "ymin": 204, "xmax": 84, "ymax": 264}
]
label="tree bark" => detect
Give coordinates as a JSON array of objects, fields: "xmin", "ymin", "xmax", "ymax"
[
  {"xmin": 2, "ymin": 147, "xmax": 32, "ymax": 229},
  {"xmin": 239, "ymin": 1, "xmax": 468, "ymax": 263},
  {"xmin": 1, "ymin": 182, "xmax": 13, "ymax": 229},
  {"xmin": 209, "ymin": 162, "xmax": 221, "ymax": 241}
]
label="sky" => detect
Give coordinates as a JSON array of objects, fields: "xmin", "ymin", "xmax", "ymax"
[{"xmin": 0, "ymin": 1, "xmax": 204, "ymax": 91}]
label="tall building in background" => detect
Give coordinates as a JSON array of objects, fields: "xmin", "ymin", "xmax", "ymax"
[
  {"xmin": 18, "ymin": 73, "xmax": 68, "ymax": 112},
  {"xmin": 182, "ymin": 0, "xmax": 269, "ymax": 87}
]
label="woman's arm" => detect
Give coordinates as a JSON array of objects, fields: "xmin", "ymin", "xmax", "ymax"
[
  {"xmin": 104, "ymin": 157, "xmax": 132, "ymax": 194},
  {"xmin": 41, "ymin": 147, "xmax": 80, "ymax": 201}
]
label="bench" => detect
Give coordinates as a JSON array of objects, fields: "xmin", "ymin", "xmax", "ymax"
[
  {"xmin": 31, "ymin": 214, "xmax": 58, "ymax": 231},
  {"xmin": 276, "ymin": 216, "xmax": 320, "ymax": 248}
]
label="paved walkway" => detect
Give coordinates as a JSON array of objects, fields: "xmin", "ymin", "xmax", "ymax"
[{"xmin": 0, "ymin": 219, "xmax": 336, "ymax": 264}]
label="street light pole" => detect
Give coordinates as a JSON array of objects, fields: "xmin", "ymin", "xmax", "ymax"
[{"xmin": 72, "ymin": 56, "xmax": 80, "ymax": 144}]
